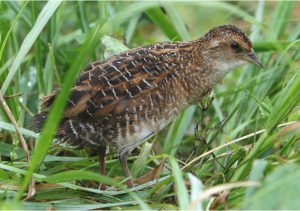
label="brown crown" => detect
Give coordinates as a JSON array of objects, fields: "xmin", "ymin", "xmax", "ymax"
[{"xmin": 203, "ymin": 25, "xmax": 252, "ymax": 49}]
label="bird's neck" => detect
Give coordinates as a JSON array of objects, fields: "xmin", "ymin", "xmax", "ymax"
[{"xmin": 176, "ymin": 39, "xmax": 240, "ymax": 104}]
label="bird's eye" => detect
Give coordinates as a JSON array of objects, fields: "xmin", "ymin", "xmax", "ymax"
[{"xmin": 230, "ymin": 41, "xmax": 239, "ymax": 50}]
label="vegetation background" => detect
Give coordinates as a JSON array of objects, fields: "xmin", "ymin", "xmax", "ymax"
[{"xmin": 1, "ymin": 1, "xmax": 300, "ymax": 210}]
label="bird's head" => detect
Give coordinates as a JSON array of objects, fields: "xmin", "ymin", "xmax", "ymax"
[{"xmin": 200, "ymin": 25, "xmax": 263, "ymax": 74}]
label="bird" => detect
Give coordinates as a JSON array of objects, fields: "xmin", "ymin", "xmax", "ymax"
[{"xmin": 34, "ymin": 24, "xmax": 263, "ymax": 188}]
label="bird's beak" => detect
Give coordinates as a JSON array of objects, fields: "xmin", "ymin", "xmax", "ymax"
[{"xmin": 243, "ymin": 49, "xmax": 264, "ymax": 68}]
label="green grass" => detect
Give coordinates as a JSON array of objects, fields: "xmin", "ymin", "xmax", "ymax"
[{"xmin": 1, "ymin": 1, "xmax": 300, "ymax": 210}]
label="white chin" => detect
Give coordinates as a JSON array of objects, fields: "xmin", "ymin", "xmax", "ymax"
[{"xmin": 218, "ymin": 60, "xmax": 245, "ymax": 75}]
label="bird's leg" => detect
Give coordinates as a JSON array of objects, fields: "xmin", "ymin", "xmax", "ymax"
[
  {"xmin": 119, "ymin": 152, "xmax": 134, "ymax": 188},
  {"xmin": 98, "ymin": 146, "xmax": 107, "ymax": 190}
]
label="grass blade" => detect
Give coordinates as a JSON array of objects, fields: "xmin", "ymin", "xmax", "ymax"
[
  {"xmin": 231, "ymin": 69, "xmax": 300, "ymax": 181},
  {"xmin": 14, "ymin": 23, "xmax": 104, "ymax": 201},
  {"xmin": 244, "ymin": 159, "xmax": 268, "ymax": 199},
  {"xmin": 146, "ymin": 8, "xmax": 179, "ymax": 41},
  {"xmin": 1, "ymin": 0, "xmax": 62, "ymax": 95},
  {"xmin": 41, "ymin": 170, "xmax": 120, "ymax": 187},
  {"xmin": 0, "ymin": 121, "xmax": 38, "ymax": 138},
  {"xmin": 163, "ymin": 2, "xmax": 190, "ymax": 40},
  {"xmin": 163, "ymin": 106, "xmax": 196, "ymax": 156},
  {"xmin": 188, "ymin": 173, "xmax": 204, "ymax": 211},
  {"xmin": 170, "ymin": 157, "xmax": 189, "ymax": 210}
]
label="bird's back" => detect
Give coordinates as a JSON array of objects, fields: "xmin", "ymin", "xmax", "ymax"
[{"xmin": 34, "ymin": 41, "xmax": 195, "ymax": 154}]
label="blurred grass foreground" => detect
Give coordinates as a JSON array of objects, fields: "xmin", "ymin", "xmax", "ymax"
[{"xmin": 1, "ymin": 1, "xmax": 300, "ymax": 210}]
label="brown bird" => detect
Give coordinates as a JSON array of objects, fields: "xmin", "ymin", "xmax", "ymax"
[{"xmin": 34, "ymin": 25, "xmax": 263, "ymax": 188}]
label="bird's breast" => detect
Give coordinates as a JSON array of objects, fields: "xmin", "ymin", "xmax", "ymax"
[{"xmin": 113, "ymin": 88, "xmax": 189, "ymax": 154}]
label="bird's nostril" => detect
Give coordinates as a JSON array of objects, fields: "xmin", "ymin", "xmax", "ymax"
[{"xmin": 248, "ymin": 53, "xmax": 256, "ymax": 59}]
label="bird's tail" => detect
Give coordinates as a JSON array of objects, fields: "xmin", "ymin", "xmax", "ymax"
[
  {"xmin": 56, "ymin": 119, "xmax": 101, "ymax": 148},
  {"xmin": 34, "ymin": 111, "xmax": 102, "ymax": 148},
  {"xmin": 33, "ymin": 111, "xmax": 49, "ymax": 132},
  {"xmin": 33, "ymin": 90, "xmax": 58, "ymax": 132}
]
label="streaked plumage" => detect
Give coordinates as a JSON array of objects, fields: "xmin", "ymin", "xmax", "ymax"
[{"xmin": 34, "ymin": 25, "xmax": 263, "ymax": 187}]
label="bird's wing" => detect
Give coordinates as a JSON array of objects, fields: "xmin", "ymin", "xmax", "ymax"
[{"xmin": 40, "ymin": 41, "xmax": 190, "ymax": 120}]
